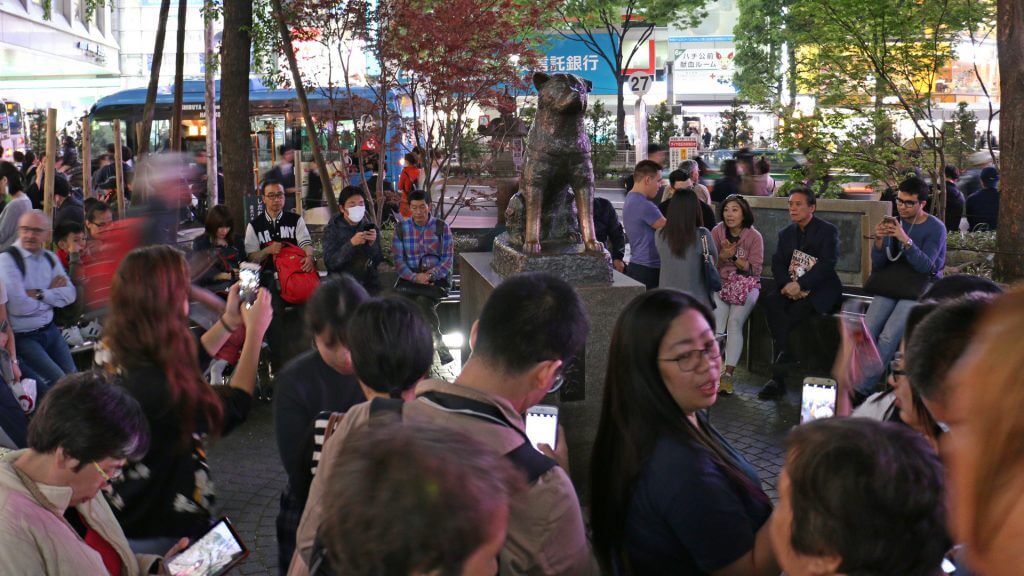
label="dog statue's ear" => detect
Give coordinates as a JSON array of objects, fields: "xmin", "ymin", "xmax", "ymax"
[
  {"xmin": 583, "ymin": 78, "xmax": 593, "ymax": 92},
  {"xmin": 532, "ymin": 71, "xmax": 551, "ymax": 90}
]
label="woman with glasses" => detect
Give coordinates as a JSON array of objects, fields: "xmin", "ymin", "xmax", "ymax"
[
  {"xmin": 0, "ymin": 371, "xmax": 190, "ymax": 574},
  {"xmin": 711, "ymin": 195, "xmax": 763, "ymax": 395},
  {"xmin": 590, "ymin": 289, "xmax": 778, "ymax": 576},
  {"xmin": 836, "ymin": 303, "xmax": 944, "ymax": 451}
]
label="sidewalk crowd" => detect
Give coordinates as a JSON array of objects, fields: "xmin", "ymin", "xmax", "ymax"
[{"xmin": 0, "ymin": 144, "xmax": 1020, "ymax": 576}]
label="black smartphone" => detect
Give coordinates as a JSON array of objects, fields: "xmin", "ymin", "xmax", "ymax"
[{"xmin": 165, "ymin": 518, "xmax": 249, "ymax": 576}]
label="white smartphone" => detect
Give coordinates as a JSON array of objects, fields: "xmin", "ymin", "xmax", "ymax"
[
  {"xmin": 800, "ymin": 377, "xmax": 837, "ymax": 424},
  {"xmin": 165, "ymin": 517, "xmax": 248, "ymax": 576},
  {"xmin": 525, "ymin": 405, "xmax": 559, "ymax": 451},
  {"xmin": 238, "ymin": 263, "xmax": 261, "ymax": 308}
]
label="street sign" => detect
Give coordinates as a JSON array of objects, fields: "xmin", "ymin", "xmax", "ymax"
[
  {"xmin": 668, "ymin": 136, "xmax": 700, "ymax": 170},
  {"xmin": 628, "ymin": 72, "xmax": 654, "ymax": 97}
]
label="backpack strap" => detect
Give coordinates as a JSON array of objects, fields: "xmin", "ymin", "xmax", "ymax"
[
  {"xmin": 3, "ymin": 247, "xmax": 55, "ymax": 277},
  {"xmin": 418, "ymin": 391, "xmax": 558, "ymax": 483},
  {"xmin": 4, "ymin": 246, "xmax": 25, "ymax": 277}
]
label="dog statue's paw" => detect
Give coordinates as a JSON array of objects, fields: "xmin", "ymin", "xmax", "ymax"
[
  {"xmin": 522, "ymin": 240, "xmax": 543, "ymax": 255},
  {"xmin": 585, "ymin": 240, "xmax": 605, "ymax": 253}
]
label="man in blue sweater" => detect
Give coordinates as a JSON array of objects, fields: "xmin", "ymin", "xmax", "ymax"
[{"xmin": 857, "ymin": 176, "xmax": 946, "ymax": 397}]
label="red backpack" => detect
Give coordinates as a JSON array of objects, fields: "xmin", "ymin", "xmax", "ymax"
[{"xmin": 274, "ymin": 243, "xmax": 320, "ymax": 304}]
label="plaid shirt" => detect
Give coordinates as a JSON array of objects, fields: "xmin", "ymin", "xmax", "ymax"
[{"xmin": 392, "ymin": 215, "xmax": 454, "ymax": 282}]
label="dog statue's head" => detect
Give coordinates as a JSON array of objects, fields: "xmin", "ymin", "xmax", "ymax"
[{"xmin": 532, "ymin": 72, "xmax": 592, "ymax": 115}]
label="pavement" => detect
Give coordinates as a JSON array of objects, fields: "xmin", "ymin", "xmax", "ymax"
[{"xmin": 207, "ymin": 358, "xmax": 798, "ymax": 575}]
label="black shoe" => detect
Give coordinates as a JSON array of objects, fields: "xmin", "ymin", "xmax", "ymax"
[{"xmin": 757, "ymin": 379, "xmax": 787, "ymax": 400}]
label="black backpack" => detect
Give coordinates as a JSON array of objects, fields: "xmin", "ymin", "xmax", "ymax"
[{"xmin": 308, "ymin": 394, "xmax": 557, "ymax": 575}]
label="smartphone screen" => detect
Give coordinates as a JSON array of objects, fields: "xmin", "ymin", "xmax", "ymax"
[
  {"xmin": 238, "ymin": 264, "xmax": 260, "ymax": 307},
  {"xmin": 800, "ymin": 378, "xmax": 837, "ymax": 424},
  {"xmin": 166, "ymin": 518, "xmax": 248, "ymax": 576},
  {"xmin": 525, "ymin": 406, "xmax": 558, "ymax": 451}
]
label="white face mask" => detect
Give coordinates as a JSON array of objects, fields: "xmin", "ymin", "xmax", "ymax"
[{"xmin": 347, "ymin": 205, "xmax": 366, "ymax": 223}]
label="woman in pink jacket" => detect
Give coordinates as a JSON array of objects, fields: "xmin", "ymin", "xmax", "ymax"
[{"xmin": 711, "ymin": 195, "xmax": 764, "ymax": 394}]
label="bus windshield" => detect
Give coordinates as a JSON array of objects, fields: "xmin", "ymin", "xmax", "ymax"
[{"xmin": 5, "ymin": 102, "xmax": 22, "ymax": 135}]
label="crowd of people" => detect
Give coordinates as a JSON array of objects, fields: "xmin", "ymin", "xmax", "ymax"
[{"xmin": 0, "ymin": 139, "xmax": 1019, "ymax": 576}]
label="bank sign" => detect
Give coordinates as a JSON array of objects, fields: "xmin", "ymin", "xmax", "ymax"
[
  {"xmin": 536, "ymin": 35, "xmax": 621, "ymax": 95},
  {"xmin": 672, "ymin": 48, "xmax": 737, "ymax": 96}
]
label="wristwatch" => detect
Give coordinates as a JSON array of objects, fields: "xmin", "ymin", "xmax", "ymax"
[
  {"xmin": 34, "ymin": 291, "xmax": 44, "ymax": 301},
  {"xmin": 903, "ymin": 238, "xmax": 914, "ymax": 248},
  {"xmin": 729, "ymin": 255, "xmax": 738, "ymax": 262}
]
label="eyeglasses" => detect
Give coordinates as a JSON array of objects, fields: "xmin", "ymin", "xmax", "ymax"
[
  {"xmin": 92, "ymin": 462, "xmax": 123, "ymax": 486},
  {"xmin": 890, "ymin": 353, "xmax": 907, "ymax": 377},
  {"xmin": 88, "ymin": 220, "xmax": 112, "ymax": 228},
  {"xmin": 895, "ymin": 198, "xmax": 919, "ymax": 207},
  {"xmin": 658, "ymin": 335, "xmax": 725, "ymax": 373},
  {"xmin": 548, "ymin": 366, "xmax": 569, "ymax": 394},
  {"xmin": 264, "ymin": 193, "xmax": 285, "ymax": 200}
]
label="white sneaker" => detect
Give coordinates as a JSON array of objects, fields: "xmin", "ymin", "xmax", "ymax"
[
  {"xmin": 62, "ymin": 326, "xmax": 85, "ymax": 347},
  {"xmin": 80, "ymin": 320, "xmax": 102, "ymax": 341},
  {"xmin": 207, "ymin": 359, "xmax": 230, "ymax": 386}
]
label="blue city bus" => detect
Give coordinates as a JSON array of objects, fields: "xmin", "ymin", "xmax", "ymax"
[{"xmin": 89, "ymin": 79, "xmax": 413, "ymax": 189}]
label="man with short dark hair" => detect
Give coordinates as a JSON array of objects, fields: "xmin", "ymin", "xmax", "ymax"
[
  {"xmin": 665, "ymin": 165, "xmax": 715, "ymax": 227},
  {"xmin": 855, "ymin": 176, "xmax": 946, "ymax": 397},
  {"xmin": 943, "ymin": 165, "xmax": 964, "ymax": 232},
  {"xmin": 0, "ymin": 372, "xmax": 185, "ymax": 573},
  {"xmin": 52, "ymin": 175, "xmax": 84, "ymax": 230},
  {"xmin": 759, "ymin": 187, "xmax": 842, "ymax": 399},
  {"xmin": 294, "ymin": 273, "xmax": 595, "ymax": 576},
  {"xmin": 965, "ymin": 166, "xmax": 999, "ymax": 231},
  {"xmin": 592, "ymin": 196, "xmax": 626, "ymax": 273},
  {"xmin": 771, "ymin": 418, "xmax": 948, "ymax": 576},
  {"xmin": 0, "ymin": 211, "xmax": 77, "ymax": 389},
  {"xmin": 906, "ymin": 293, "xmax": 995, "ymax": 424},
  {"xmin": 245, "ymin": 178, "xmax": 315, "ymax": 368},
  {"xmin": 623, "ymin": 160, "xmax": 667, "ymax": 289},
  {"xmin": 85, "ymin": 200, "xmax": 113, "ymax": 241},
  {"xmin": 392, "ymin": 189, "xmax": 454, "ymax": 364},
  {"xmin": 266, "ymin": 145, "xmax": 298, "ymax": 213},
  {"xmin": 320, "ymin": 423, "xmax": 522, "ymax": 576}
]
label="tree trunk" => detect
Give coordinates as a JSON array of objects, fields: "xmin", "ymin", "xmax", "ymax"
[
  {"xmin": 995, "ymin": 0, "xmax": 1024, "ymax": 281},
  {"xmin": 204, "ymin": 0, "xmax": 219, "ymax": 204},
  {"xmin": 270, "ymin": 0, "xmax": 337, "ymax": 214},
  {"xmin": 221, "ymin": 0, "xmax": 254, "ymax": 233},
  {"xmin": 140, "ymin": 0, "xmax": 172, "ymax": 155},
  {"xmin": 171, "ymin": 0, "xmax": 187, "ymax": 152},
  {"xmin": 616, "ymin": 81, "xmax": 628, "ymax": 150}
]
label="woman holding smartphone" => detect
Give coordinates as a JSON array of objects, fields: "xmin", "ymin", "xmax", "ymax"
[
  {"xmin": 590, "ymin": 290, "xmax": 778, "ymax": 576},
  {"xmin": 99, "ymin": 246, "xmax": 273, "ymax": 553}
]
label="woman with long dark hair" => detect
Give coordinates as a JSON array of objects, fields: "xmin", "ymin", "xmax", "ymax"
[
  {"xmin": 100, "ymin": 245, "xmax": 273, "ymax": 553},
  {"xmin": 590, "ymin": 290, "xmax": 777, "ymax": 576},
  {"xmin": 656, "ymin": 191, "xmax": 718, "ymax": 310}
]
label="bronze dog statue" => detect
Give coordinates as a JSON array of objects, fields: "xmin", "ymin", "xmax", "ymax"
[{"xmin": 519, "ymin": 72, "xmax": 602, "ymax": 255}]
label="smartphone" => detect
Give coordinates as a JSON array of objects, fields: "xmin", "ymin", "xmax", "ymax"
[
  {"xmin": 238, "ymin": 263, "xmax": 261, "ymax": 308},
  {"xmin": 165, "ymin": 517, "xmax": 249, "ymax": 576},
  {"xmin": 882, "ymin": 215, "xmax": 899, "ymax": 225},
  {"xmin": 800, "ymin": 377, "xmax": 837, "ymax": 424},
  {"xmin": 525, "ymin": 405, "xmax": 559, "ymax": 452}
]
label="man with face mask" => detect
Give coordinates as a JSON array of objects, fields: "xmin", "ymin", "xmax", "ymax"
[{"xmin": 322, "ymin": 186, "xmax": 383, "ymax": 294}]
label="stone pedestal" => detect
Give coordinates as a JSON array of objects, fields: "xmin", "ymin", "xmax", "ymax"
[
  {"xmin": 459, "ymin": 252, "xmax": 645, "ymax": 500},
  {"xmin": 491, "ymin": 233, "xmax": 613, "ymax": 285}
]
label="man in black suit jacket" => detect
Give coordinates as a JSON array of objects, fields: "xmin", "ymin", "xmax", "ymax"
[{"xmin": 759, "ymin": 187, "xmax": 843, "ymax": 399}]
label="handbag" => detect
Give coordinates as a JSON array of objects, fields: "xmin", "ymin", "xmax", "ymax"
[
  {"xmin": 700, "ymin": 230, "xmax": 723, "ymax": 293},
  {"xmin": 394, "ymin": 275, "xmax": 450, "ymax": 301},
  {"xmin": 719, "ymin": 272, "xmax": 761, "ymax": 306},
  {"xmin": 864, "ymin": 251, "xmax": 931, "ymax": 301}
]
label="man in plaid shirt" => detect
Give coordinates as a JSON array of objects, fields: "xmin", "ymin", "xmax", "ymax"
[{"xmin": 393, "ymin": 190, "xmax": 455, "ymax": 364}]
